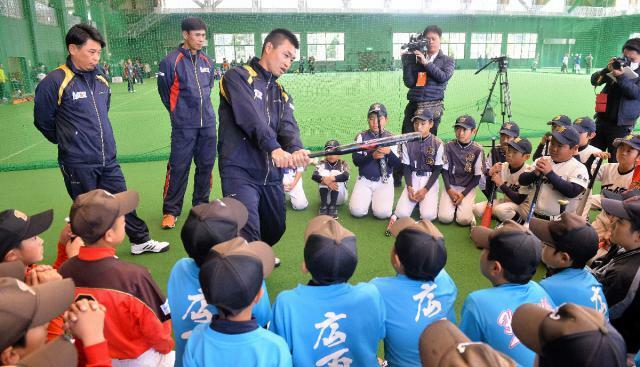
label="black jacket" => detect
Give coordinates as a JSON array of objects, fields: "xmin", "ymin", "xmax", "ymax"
[
  {"xmin": 402, "ymin": 50, "xmax": 455, "ymax": 102},
  {"xmin": 591, "ymin": 64, "xmax": 640, "ymax": 127}
]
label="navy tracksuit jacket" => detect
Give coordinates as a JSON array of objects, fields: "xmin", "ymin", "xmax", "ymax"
[
  {"xmin": 34, "ymin": 57, "xmax": 150, "ymax": 244},
  {"xmin": 218, "ymin": 57, "xmax": 304, "ymax": 246},
  {"xmin": 158, "ymin": 45, "xmax": 217, "ymax": 216}
]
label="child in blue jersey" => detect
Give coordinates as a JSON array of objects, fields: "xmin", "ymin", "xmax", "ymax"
[
  {"xmin": 183, "ymin": 237, "xmax": 291, "ymax": 367},
  {"xmin": 167, "ymin": 198, "xmax": 272, "ymax": 366},
  {"xmin": 462, "ymin": 220, "xmax": 555, "ymax": 367},
  {"xmin": 271, "ymin": 215, "xmax": 386, "ymax": 367},
  {"xmin": 371, "ymin": 217, "xmax": 457, "ymax": 367},
  {"xmin": 529, "ymin": 212, "xmax": 608, "ymax": 317}
]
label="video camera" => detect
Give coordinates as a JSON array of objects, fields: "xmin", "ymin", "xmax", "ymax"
[
  {"xmin": 401, "ymin": 33, "xmax": 430, "ymax": 54},
  {"xmin": 612, "ymin": 56, "xmax": 630, "ymax": 70}
]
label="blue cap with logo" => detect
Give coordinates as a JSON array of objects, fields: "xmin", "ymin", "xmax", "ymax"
[{"xmin": 573, "ymin": 117, "xmax": 596, "ymax": 134}]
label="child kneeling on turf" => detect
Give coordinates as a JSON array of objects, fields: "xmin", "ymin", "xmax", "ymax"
[
  {"xmin": 462, "ymin": 221, "xmax": 555, "ymax": 367},
  {"xmin": 271, "ymin": 215, "xmax": 386, "ymax": 366},
  {"xmin": 529, "ymin": 212, "xmax": 608, "ymax": 316},
  {"xmin": 283, "ymin": 166, "xmax": 308, "ymax": 210},
  {"xmin": 438, "ymin": 115, "xmax": 484, "ymax": 226},
  {"xmin": 371, "ymin": 218, "xmax": 457, "ymax": 367},
  {"xmin": 312, "ymin": 139, "xmax": 350, "ymax": 219},
  {"xmin": 389, "ymin": 109, "xmax": 443, "ymax": 227},
  {"xmin": 183, "ymin": 237, "xmax": 291, "ymax": 366},
  {"xmin": 473, "ymin": 137, "xmax": 532, "ymax": 223}
]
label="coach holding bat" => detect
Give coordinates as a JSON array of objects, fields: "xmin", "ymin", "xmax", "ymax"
[{"xmin": 218, "ymin": 28, "xmax": 309, "ymax": 266}]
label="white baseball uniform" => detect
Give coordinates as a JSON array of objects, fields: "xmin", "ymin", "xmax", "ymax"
[{"xmin": 283, "ymin": 167, "xmax": 308, "ymax": 210}]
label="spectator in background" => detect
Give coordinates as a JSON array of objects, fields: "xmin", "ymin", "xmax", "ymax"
[
  {"xmin": 308, "ymin": 55, "xmax": 315, "ymax": 74},
  {"xmin": 0, "ymin": 63, "xmax": 6, "ymax": 102},
  {"xmin": 124, "ymin": 59, "xmax": 135, "ymax": 93},
  {"xmin": 298, "ymin": 56, "xmax": 305, "ymax": 74},
  {"xmin": 585, "ymin": 53, "xmax": 593, "ymax": 74},
  {"xmin": 561, "ymin": 53, "xmax": 569, "ymax": 73},
  {"xmin": 143, "ymin": 62, "xmax": 151, "ymax": 78}
]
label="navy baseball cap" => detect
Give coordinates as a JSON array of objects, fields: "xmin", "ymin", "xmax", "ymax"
[
  {"xmin": 181, "ymin": 197, "xmax": 249, "ymax": 266},
  {"xmin": 324, "ymin": 139, "xmax": 340, "ymax": 150},
  {"xmin": 389, "ymin": 218, "xmax": 447, "ymax": 282},
  {"xmin": 602, "ymin": 197, "xmax": 640, "ymax": 229},
  {"xmin": 367, "ymin": 103, "xmax": 387, "ymax": 117},
  {"xmin": 0, "ymin": 209, "xmax": 53, "ymax": 260},
  {"xmin": 506, "ymin": 137, "xmax": 532, "ymax": 154},
  {"xmin": 471, "ymin": 220, "xmax": 541, "ymax": 278},
  {"xmin": 547, "ymin": 115, "xmax": 572, "ymax": 127},
  {"xmin": 551, "ymin": 125, "xmax": 580, "ymax": 147},
  {"xmin": 513, "ymin": 303, "xmax": 626, "ymax": 367},
  {"xmin": 612, "ymin": 134, "xmax": 640, "ymax": 151},
  {"xmin": 499, "ymin": 121, "xmax": 520, "ymax": 137},
  {"xmin": 529, "ymin": 212, "xmax": 599, "ymax": 267},
  {"xmin": 454, "ymin": 115, "xmax": 476, "ymax": 130},
  {"xmin": 573, "ymin": 117, "xmax": 596, "ymax": 134},
  {"xmin": 304, "ymin": 215, "xmax": 357, "ymax": 285},
  {"xmin": 412, "ymin": 109, "xmax": 434, "ymax": 122},
  {"xmin": 199, "ymin": 237, "xmax": 274, "ymax": 315}
]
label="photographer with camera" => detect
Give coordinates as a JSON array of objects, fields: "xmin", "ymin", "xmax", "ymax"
[
  {"xmin": 401, "ymin": 25, "xmax": 455, "ymax": 137},
  {"xmin": 590, "ymin": 38, "xmax": 640, "ymax": 162}
]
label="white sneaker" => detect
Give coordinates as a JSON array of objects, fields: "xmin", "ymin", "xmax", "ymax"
[
  {"xmin": 131, "ymin": 239, "xmax": 170, "ymax": 255},
  {"xmin": 274, "ymin": 257, "xmax": 281, "ymax": 268}
]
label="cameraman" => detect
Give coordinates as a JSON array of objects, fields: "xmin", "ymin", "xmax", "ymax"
[
  {"xmin": 401, "ymin": 25, "xmax": 455, "ymax": 136},
  {"xmin": 590, "ymin": 38, "xmax": 640, "ymax": 162}
]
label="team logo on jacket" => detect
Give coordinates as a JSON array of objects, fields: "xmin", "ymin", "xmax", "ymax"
[
  {"xmin": 72, "ymin": 91, "xmax": 87, "ymax": 100},
  {"xmin": 199, "ymin": 67, "xmax": 210, "ymax": 73},
  {"xmin": 254, "ymin": 89, "xmax": 263, "ymax": 100}
]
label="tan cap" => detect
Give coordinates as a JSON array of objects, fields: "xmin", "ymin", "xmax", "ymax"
[
  {"xmin": 470, "ymin": 220, "xmax": 532, "ymax": 249},
  {"xmin": 18, "ymin": 336, "xmax": 78, "ymax": 366},
  {"xmin": 304, "ymin": 215, "xmax": 357, "ymax": 285},
  {"xmin": 70, "ymin": 189, "xmax": 139, "ymax": 244},
  {"xmin": 212, "ymin": 236, "xmax": 275, "ymax": 278},
  {"xmin": 390, "ymin": 217, "xmax": 443, "ymax": 238},
  {"xmin": 304, "ymin": 215, "xmax": 355, "ymax": 242},
  {"xmin": 420, "ymin": 319, "xmax": 517, "ymax": 367},
  {"xmin": 0, "ymin": 260, "xmax": 25, "ymax": 279},
  {"xmin": 529, "ymin": 212, "xmax": 599, "ymax": 265},
  {"xmin": 0, "ymin": 277, "xmax": 75, "ymax": 350}
]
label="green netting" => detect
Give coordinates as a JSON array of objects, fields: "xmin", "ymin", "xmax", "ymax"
[{"xmin": 1, "ymin": 0, "xmax": 639, "ymax": 171}]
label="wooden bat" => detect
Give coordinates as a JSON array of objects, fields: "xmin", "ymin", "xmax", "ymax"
[{"xmin": 309, "ymin": 132, "xmax": 422, "ymax": 158}]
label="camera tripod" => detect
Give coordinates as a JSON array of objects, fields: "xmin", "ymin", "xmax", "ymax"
[{"xmin": 474, "ymin": 56, "xmax": 513, "ymax": 141}]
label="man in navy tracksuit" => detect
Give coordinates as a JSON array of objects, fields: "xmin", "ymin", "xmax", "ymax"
[
  {"xmin": 218, "ymin": 29, "xmax": 309, "ymax": 264},
  {"xmin": 157, "ymin": 18, "xmax": 217, "ymax": 229},
  {"xmin": 34, "ymin": 24, "xmax": 168, "ymax": 255}
]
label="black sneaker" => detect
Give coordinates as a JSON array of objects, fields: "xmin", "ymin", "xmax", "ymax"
[
  {"xmin": 328, "ymin": 205, "xmax": 338, "ymax": 219},
  {"xmin": 319, "ymin": 204, "xmax": 328, "ymax": 216}
]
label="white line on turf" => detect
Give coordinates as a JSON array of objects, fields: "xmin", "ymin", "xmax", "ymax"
[{"xmin": 0, "ymin": 141, "xmax": 44, "ymax": 162}]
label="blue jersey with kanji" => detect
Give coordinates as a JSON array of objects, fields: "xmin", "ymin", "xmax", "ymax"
[
  {"xmin": 168, "ymin": 258, "xmax": 272, "ymax": 367},
  {"xmin": 271, "ymin": 282, "xmax": 386, "ymax": 367},
  {"xmin": 459, "ymin": 281, "xmax": 555, "ymax": 367},
  {"xmin": 370, "ymin": 270, "xmax": 458, "ymax": 367},
  {"xmin": 183, "ymin": 323, "xmax": 292, "ymax": 367},
  {"xmin": 540, "ymin": 267, "xmax": 608, "ymax": 318}
]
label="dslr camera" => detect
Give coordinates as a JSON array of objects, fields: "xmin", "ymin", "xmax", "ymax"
[
  {"xmin": 612, "ymin": 56, "xmax": 630, "ymax": 70},
  {"xmin": 401, "ymin": 33, "xmax": 430, "ymax": 55}
]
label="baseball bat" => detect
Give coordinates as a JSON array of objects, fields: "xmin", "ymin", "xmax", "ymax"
[
  {"xmin": 524, "ymin": 175, "xmax": 544, "ymax": 227},
  {"xmin": 576, "ymin": 157, "xmax": 604, "ymax": 216},
  {"xmin": 558, "ymin": 199, "xmax": 569, "ymax": 215},
  {"xmin": 543, "ymin": 133, "xmax": 551, "ymax": 156},
  {"xmin": 308, "ymin": 132, "xmax": 422, "ymax": 158},
  {"xmin": 631, "ymin": 160, "xmax": 640, "ymax": 190},
  {"xmin": 481, "ymin": 137, "xmax": 498, "ymax": 227}
]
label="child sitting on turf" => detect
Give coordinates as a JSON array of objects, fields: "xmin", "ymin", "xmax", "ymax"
[
  {"xmin": 371, "ymin": 218, "xmax": 457, "ymax": 367},
  {"xmin": 167, "ymin": 198, "xmax": 273, "ymax": 367},
  {"xmin": 573, "ymin": 116, "xmax": 602, "ymax": 174},
  {"xmin": 529, "ymin": 212, "xmax": 608, "ymax": 317},
  {"xmin": 480, "ymin": 121, "xmax": 520, "ymax": 201},
  {"xmin": 182, "ymin": 237, "xmax": 291, "ymax": 366},
  {"xmin": 312, "ymin": 139, "xmax": 350, "ymax": 219},
  {"xmin": 389, "ymin": 109, "xmax": 444, "ymax": 228},
  {"xmin": 349, "ymin": 103, "xmax": 401, "ymax": 219},
  {"xmin": 533, "ymin": 115, "xmax": 572, "ymax": 160},
  {"xmin": 59, "ymin": 189, "xmax": 175, "ymax": 366},
  {"xmin": 271, "ymin": 215, "xmax": 386, "ymax": 366},
  {"xmin": 438, "ymin": 115, "xmax": 484, "ymax": 226},
  {"xmin": 519, "ymin": 125, "xmax": 589, "ymax": 219},
  {"xmin": 462, "ymin": 221, "xmax": 555, "ymax": 367},
  {"xmin": 474, "ymin": 137, "xmax": 533, "ymax": 223},
  {"xmin": 283, "ymin": 166, "xmax": 308, "ymax": 210}
]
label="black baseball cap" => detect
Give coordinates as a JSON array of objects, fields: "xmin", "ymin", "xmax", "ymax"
[
  {"xmin": 512, "ymin": 303, "xmax": 626, "ymax": 367},
  {"xmin": 547, "ymin": 115, "xmax": 572, "ymax": 127},
  {"xmin": 181, "ymin": 198, "xmax": 248, "ymax": 266},
  {"xmin": 551, "ymin": 125, "xmax": 580, "ymax": 147},
  {"xmin": 601, "ymin": 197, "xmax": 640, "ymax": 229},
  {"xmin": 499, "ymin": 121, "xmax": 520, "ymax": 137},
  {"xmin": 471, "ymin": 220, "xmax": 541, "ymax": 278},
  {"xmin": 412, "ymin": 109, "xmax": 434, "ymax": 122},
  {"xmin": 199, "ymin": 237, "xmax": 274, "ymax": 315},
  {"xmin": 389, "ymin": 218, "xmax": 447, "ymax": 282},
  {"xmin": 529, "ymin": 212, "xmax": 599, "ymax": 267},
  {"xmin": 0, "ymin": 209, "xmax": 53, "ymax": 260},
  {"xmin": 506, "ymin": 137, "xmax": 532, "ymax": 154},
  {"xmin": 623, "ymin": 38, "xmax": 640, "ymax": 53},
  {"xmin": 612, "ymin": 134, "xmax": 640, "ymax": 151},
  {"xmin": 573, "ymin": 117, "xmax": 596, "ymax": 134},
  {"xmin": 367, "ymin": 103, "xmax": 387, "ymax": 117},
  {"xmin": 304, "ymin": 215, "xmax": 357, "ymax": 285},
  {"xmin": 324, "ymin": 139, "xmax": 340, "ymax": 150},
  {"xmin": 454, "ymin": 115, "xmax": 476, "ymax": 130}
]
